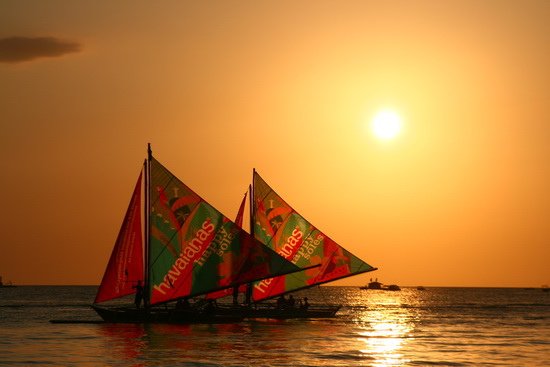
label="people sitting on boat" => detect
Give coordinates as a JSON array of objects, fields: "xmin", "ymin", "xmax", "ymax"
[
  {"xmin": 133, "ymin": 280, "xmax": 143, "ymax": 309},
  {"xmin": 276, "ymin": 295, "xmax": 287, "ymax": 309},
  {"xmin": 300, "ymin": 297, "xmax": 310, "ymax": 310},
  {"xmin": 288, "ymin": 295, "xmax": 296, "ymax": 308},
  {"xmin": 176, "ymin": 298, "xmax": 190, "ymax": 310},
  {"xmin": 204, "ymin": 299, "xmax": 217, "ymax": 314}
]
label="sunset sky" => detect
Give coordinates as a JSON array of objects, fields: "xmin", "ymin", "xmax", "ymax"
[{"xmin": 1, "ymin": 1, "xmax": 548, "ymax": 287}]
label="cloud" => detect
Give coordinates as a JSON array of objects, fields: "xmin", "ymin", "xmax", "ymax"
[{"xmin": 0, "ymin": 36, "xmax": 81, "ymax": 63}]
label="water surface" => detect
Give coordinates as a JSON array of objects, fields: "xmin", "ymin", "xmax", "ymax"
[{"xmin": 0, "ymin": 286, "xmax": 548, "ymax": 366}]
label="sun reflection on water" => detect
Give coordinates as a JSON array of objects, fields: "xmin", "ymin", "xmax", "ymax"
[{"xmin": 353, "ymin": 290, "xmax": 417, "ymax": 367}]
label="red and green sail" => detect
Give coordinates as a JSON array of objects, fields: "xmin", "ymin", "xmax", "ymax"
[
  {"xmin": 95, "ymin": 171, "xmax": 144, "ymax": 303},
  {"xmin": 250, "ymin": 171, "xmax": 376, "ymax": 302},
  {"xmin": 148, "ymin": 159, "xmax": 301, "ymax": 305},
  {"xmin": 234, "ymin": 191, "xmax": 247, "ymax": 228},
  {"xmin": 205, "ymin": 191, "xmax": 249, "ymax": 300}
]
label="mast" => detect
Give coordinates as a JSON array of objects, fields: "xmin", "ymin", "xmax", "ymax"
[
  {"xmin": 231, "ymin": 189, "xmax": 248, "ymax": 306},
  {"xmin": 250, "ymin": 171, "xmax": 255, "ymax": 238},
  {"xmin": 143, "ymin": 143, "xmax": 152, "ymax": 309},
  {"xmin": 244, "ymin": 171, "xmax": 255, "ymax": 304}
]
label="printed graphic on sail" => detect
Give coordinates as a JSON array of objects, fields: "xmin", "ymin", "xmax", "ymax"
[
  {"xmin": 148, "ymin": 159, "xmax": 301, "ymax": 305},
  {"xmin": 251, "ymin": 171, "xmax": 376, "ymax": 301},
  {"xmin": 204, "ymin": 191, "xmax": 249, "ymax": 300}
]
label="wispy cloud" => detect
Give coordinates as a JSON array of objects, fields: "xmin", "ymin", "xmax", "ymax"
[{"xmin": 0, "ymin": 36, "xmax": 81, "ymax": 63}]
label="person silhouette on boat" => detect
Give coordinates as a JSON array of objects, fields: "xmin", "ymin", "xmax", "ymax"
[
  {"xmin": 133, "ymin": 280, "xmax": 144, "ymax": 309},
  {"xmin": 288, "ymin": 295, "xmax": 296, "ymax": 308},
  {"xmin": 204, "ymin": 299, "xmax": 217, "ymax": 314},
  {"xmin": 276, "ymin": 295, "xmax": 287, "ymax": 309},
  {"xmin": 176, "ymin": 298, "xmax": 190, "ymax": 310},
  {"xmin": 300, "ymin": 297, "xmax": 310, "ymax": 310}
]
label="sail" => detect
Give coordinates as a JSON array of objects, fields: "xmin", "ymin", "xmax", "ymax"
[
  {"xmin": 148, "ymin": 159, "xmax": 302, "ymax": 305},
  {"xmin": 95, "ymin": 171, "xmax": 144, "ymax": 303},
  {"xmin": 234, "ymin": 191, "xmax": 247, "ymax": 228},
  {"xmin": 204, "ymin": 191, "xmax": 249, "ymax": 300},
  {"xmin": 250, "ymin": 171, "xmax": 376, "ymax": 302}
]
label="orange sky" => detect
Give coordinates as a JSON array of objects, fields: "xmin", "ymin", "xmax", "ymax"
[{"xmin": 1, "ymin": 1, "xmax": 548, "ymax": 287}]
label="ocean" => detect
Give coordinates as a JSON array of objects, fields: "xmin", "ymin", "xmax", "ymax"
[{"xmin": 0, "ymin": 286, "xmax": 548, "ymax": 366}]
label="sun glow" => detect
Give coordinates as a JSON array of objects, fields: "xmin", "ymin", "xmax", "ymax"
[
  {"xmin": 371, "ymin": 109, "xmax": 402, "ymax": 140},
  {"xmin": 355, "ymin": 291, "xmax": 414, "ymax": 367}
]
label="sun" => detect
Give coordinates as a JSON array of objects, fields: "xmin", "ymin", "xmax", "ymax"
[{"xmin": 371, "ymin": 109, "xmax": 402, "ymax": 140}]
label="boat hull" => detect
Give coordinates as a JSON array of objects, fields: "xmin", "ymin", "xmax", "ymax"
[
  {"xmin": 360, "ymin": 281, "xmax": 400, "ymax": 291},
  {"xmin": 92, "ymin": 305, "xmax": 243, "ymax": 324}
]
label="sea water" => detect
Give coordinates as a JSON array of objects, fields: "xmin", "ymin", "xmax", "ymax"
[{"xmin": 0, "ymin": 286, "xmax": 548, "ymax": 366}]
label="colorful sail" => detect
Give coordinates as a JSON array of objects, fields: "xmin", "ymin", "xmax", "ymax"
[
  {"xmin": 234, "ymin": 191, "xmax": 247, "ymax": 228},
  {"xmin": 95, "ymin": 171, "xmax": 144, "ymax": 303},
  {"xmin": 148, "ymin": 159, "xmax": 302, "ymax": 305},
  {"xmin": 250, "ymin": 171, "xmax": 376, "ymax": 302},
  {"xmin": 205, "ymin": 191, "xmax": 249, "ymax": 300}
]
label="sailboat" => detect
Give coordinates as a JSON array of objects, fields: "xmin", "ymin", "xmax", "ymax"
[
  {"xmin": 92, "ymin": 146, "xmax": 304, "ymax": 323},
  {"xmin": 210, "ymin": 170, "xmax": 378, "ymax": 319},
  {"xmin": 0, "ymin": 276, "xmax": 16, "ymax": 288}
]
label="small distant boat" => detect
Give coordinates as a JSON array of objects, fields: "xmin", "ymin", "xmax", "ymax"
[
  {"xmin": 417, "ymin": 286, "xmax": 426, "ymax": 290},
  {"xmin": 386, "ymin": 284, "xmax": 401, "ymax": 291},
  {"xmin": 360, "ymin": 279, "xmax": 400, "ymax": 291},
  {"xmin": 0, "ymin": 276, "xmax": 16, "ymax": 288},
  {"xmin": 360, "ymin": 279, "xmax": 382, "ymax": 290}
]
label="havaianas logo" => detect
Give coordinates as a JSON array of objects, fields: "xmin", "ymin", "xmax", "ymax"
[
  {"xmin": 254, "ymin": 227, "xmax": 303, "ymax": 294},
  {"xmin": 277, "ymin": 228, "xmax": 303, "ymax": 257},
  {"xmin": 153, "ymin": 219, "xmax": 215, "ymax": 295}
]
